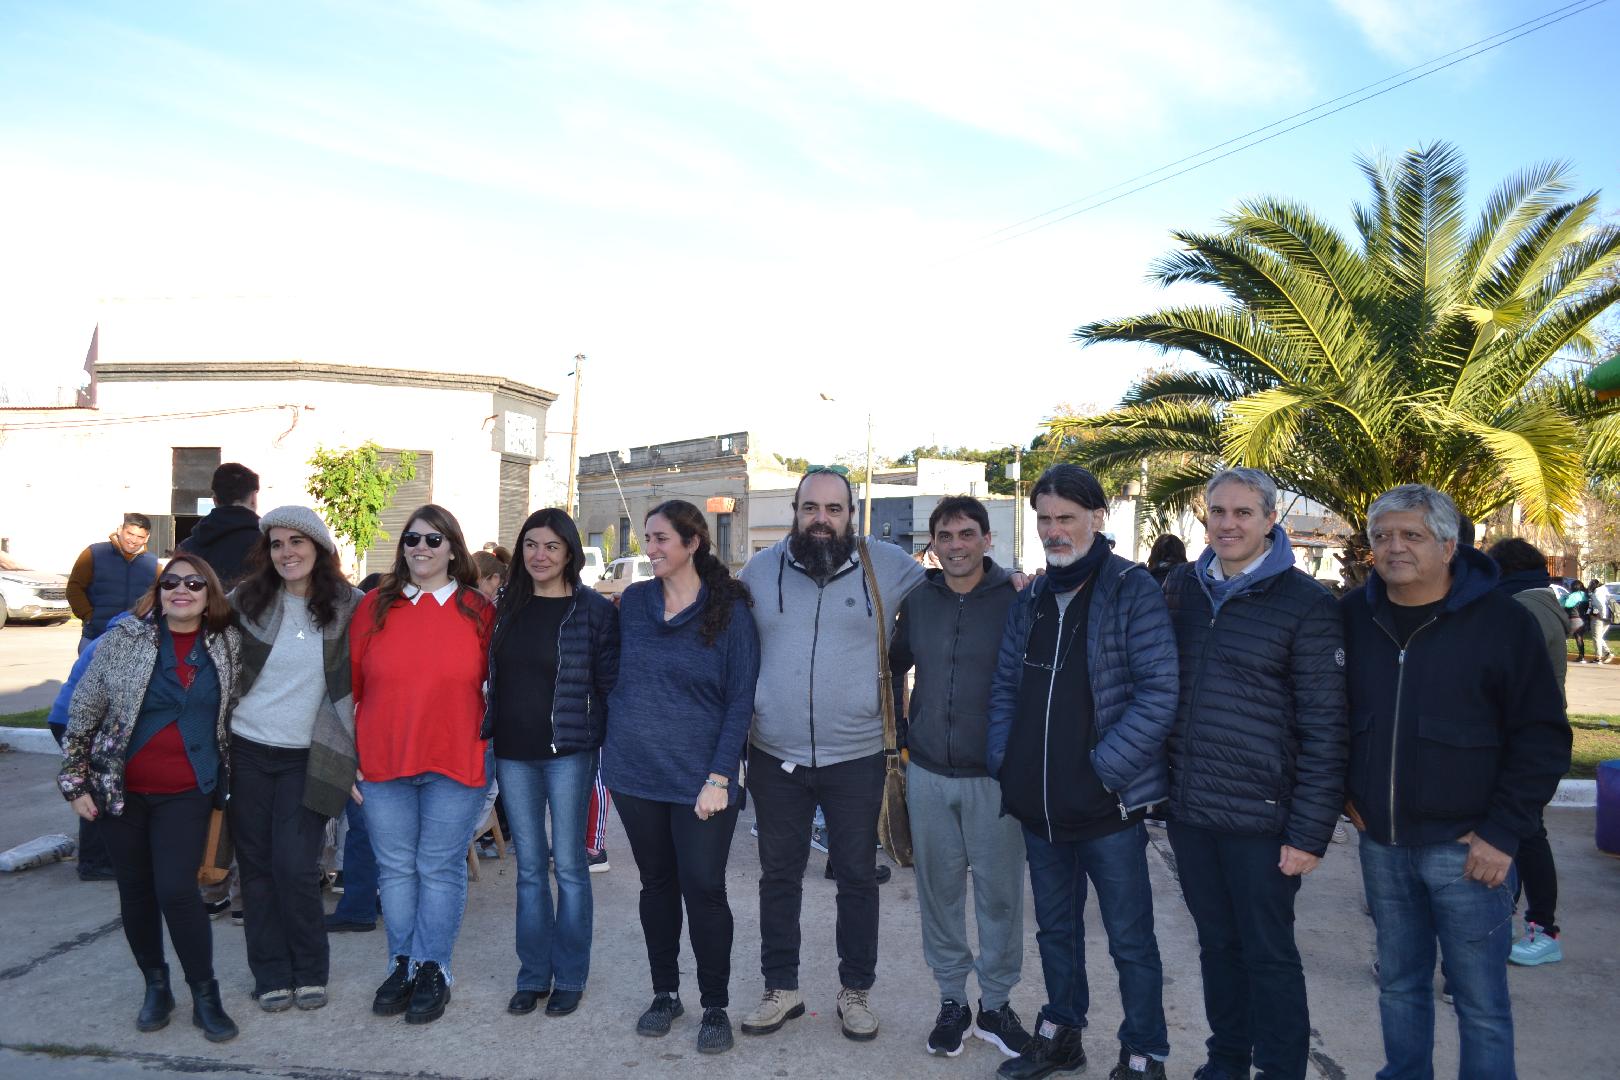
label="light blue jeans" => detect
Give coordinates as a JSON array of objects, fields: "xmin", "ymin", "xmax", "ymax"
[
  {"xmin": 497, "ymin": 752, "xmax": 595, "ymax": 992},
  {"xmin": 359, "ymin": 771, "xmax": 487, "ymax": 983},
  {"xmin": 1360, "ymin": 834, "xmax": 1518, "ymax": 1080}
]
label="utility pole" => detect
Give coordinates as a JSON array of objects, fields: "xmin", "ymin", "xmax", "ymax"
[
  {"xmin": 863, "ymin": 411, "xmax": 874, "ymax": 537},
  {"xmin": 564, "ymin": 354, "xmax": 585, "ymax": 517},
  {"xmin": 1009, "ymin": 446, "xmax": 1023, "ymax": 569}
]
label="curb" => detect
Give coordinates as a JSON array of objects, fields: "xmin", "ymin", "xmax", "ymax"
[
  {"xmin": 0, "ymin": 727, "xmax": 59, "ymax": 756},
  {"xmin": 1552, "ymin": 779, "xmax": 1597, "ymax": 808}
]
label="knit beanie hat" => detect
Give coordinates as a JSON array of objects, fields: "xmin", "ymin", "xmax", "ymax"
[{"xmin": 259, "ymin": 505, "xmax": 338, "ymax": 554}]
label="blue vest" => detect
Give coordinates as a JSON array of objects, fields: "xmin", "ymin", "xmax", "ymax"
[
  {"xmin": 86, "ymin": 542, "xmax": 158, "ymax": 639},
  {"xmin": 126, "ymin": 625, "xmax": 223, "ymax": 795}
]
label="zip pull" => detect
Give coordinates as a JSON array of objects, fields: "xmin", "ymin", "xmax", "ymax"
[
  {"xmin": 1118, "ymin": 798, "xmax": 1129, "ymax": 821},
  {"xmin": 1397, "ymin": 649, "xmax": 1406, "ymax": 665}
]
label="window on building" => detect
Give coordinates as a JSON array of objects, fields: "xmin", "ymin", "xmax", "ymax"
[
  {"xmin": 618, "ymin": 516, "xmax": 631, "ymax": 556},
  {"xmin": 716, "ymin": 513, "xmax": 733, "ymax": 563},
  {"xmin": 171, "ymin": 446, "xmax": 221, "ymax": 548},
  {"xmin": 498, "ymin": 456, "xmax": 530, "ymax": 548},
  {"xmin": 588, "ymin": 532, "xmax": 605, "ymax": 553},
  {"xmin": 364, "ymin": 451, "xmax": 434, "ymax": 575}
]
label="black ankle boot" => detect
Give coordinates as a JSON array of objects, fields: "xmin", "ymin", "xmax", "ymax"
[
  {"xmin": 997, "ymin": 1012, "xmax": 1085, "ymax": 1080},
  {"xmin": 136, "ymin": 965, "xmax": 174, "ymax": 1032},
  {"xmin": 188, "ymin": 978, "xmax": 239, "ymax": 1043},
  {"xmin": 373, "ymin": 955, "xmax": 415, "ymax": 1016},
  {"xmin": 405, "ymin": 961, "xmax": 450, "ymax": 1024}
]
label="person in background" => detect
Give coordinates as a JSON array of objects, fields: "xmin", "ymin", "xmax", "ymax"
[
  {"xmin": 178, "ymin": 463, "xmax": 261, "ymax": 588},
  {"xmin": 602, "ymin": 500, "xmax": 759, "ymax": 1054},
  {"xmin": 67, "ymin": 513, "xmax": 158, "ymax": 655},
  {"xmin": 227, "ymin": 507, "xmax": 363, "ymax": 1014},
  {"xmin": 472, "ymin": 550, "xmax": 507, "ymax": 601},
  {"xmin": 327, "ymin": 571, "xmax": 385, "ymax": 934},
  {"xmin": 58, "ymin": 553, "xmax": 242, "ymax": 1043},
  {"xmin": 1343, "ymin": 485, "xmax": 1569, "ymax": 1079},
  {"xmin": 1585, "ymin": 579, "xmax": 1610, "ymax": 664},
  {"xmin": 482, "ymin": 508, "xmax": 619, "ymax": 1020},
  {"xmin": 1486, "ymin": 538, "xmax": 1572, "ymax": 971},
  {"xmin": 45, "ymin": 614, "xmax": 131, "ymax": 882},
  {"xmin": 1145, "ymin": 534, "xmax": 1187, "ymax": 586},
  {"xmin": 1567, "ymin": 580, "xmax": 1593, "ymax": 664},
  {"xmin": 350, "ymin": 504, "xmax": 494, "ymax": 1025}
]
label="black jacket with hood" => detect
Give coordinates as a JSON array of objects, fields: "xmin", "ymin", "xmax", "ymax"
[
  {"xmin": 1341, "ymin": 545, "xmax": 1570, "ymax": 857},
  {"xmin": 890, "ymin": 557, "xmax": 1017, "ymax": 779},
  {"xmin": 179, "ymin": 504, "xmax": 261, "ymax": 588}
]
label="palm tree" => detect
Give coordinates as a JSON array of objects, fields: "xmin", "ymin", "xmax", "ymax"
[{"xmin": 1054, "ymin": 142, "xmax": 1620, "ymax": 546}]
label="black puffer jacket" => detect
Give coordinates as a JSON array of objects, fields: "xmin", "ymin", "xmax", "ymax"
[
  {"xmin": 1162, "ymin": 534, "xmax": 1348, "ymax": 855},
  {"xmin": 480, "ymin": 585, "xmax": 619, "ymax": 752}
]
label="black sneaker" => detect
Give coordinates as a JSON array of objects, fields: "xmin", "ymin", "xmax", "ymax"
[
  {"xmin": 697, "ymin": 1007, "xmax": 733, "ymax": 1054},
  {"xmin": 823, "ymin": 862, "xmax": 894, "ymax": 884},
  {"xmin": 372, "ymin": 956, "xmax": 415, "ymax": 1016},
  {"xmin": 1107, "ymin": 1046, "xmax": 1167, "ymax": 1080},
  {"xmin": 975, "ymin": 1000, "xmax": 1032, "ymax": 1057},
  {"xmin": 997, "ymin": 1012, "xmax": 1085, "ymax": 1080},
  {"xmin": 204, "ymin": 898, "xmax": 230, "ymax": 919},
  {"xmin": 926, "ymin": 999, "xmax": 973, "ymax": 1057},
  {"xmin": 405, "ymin": 961, "xmax": 449, "ymax": 1025},
  {"xmin": 636, "ymin": 992, "xmax": 683, "ymax": 1036}
]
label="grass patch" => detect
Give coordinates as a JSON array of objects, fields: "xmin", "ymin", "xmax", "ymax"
[
  {"xmin": 1568, "ymin": 714, "xmax": 1620, "ymax": 780},
  {"xmin": 0, "ymin": 708, "xmax": 49, "ymax": 729}
]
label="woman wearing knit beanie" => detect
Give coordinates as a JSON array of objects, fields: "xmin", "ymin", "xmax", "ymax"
[{"xmin": 227, "ymin": 505, "xmax": 363, "ymax": 1014}]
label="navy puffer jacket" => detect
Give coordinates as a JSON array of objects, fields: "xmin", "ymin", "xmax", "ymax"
[
  {"xmin": 987, "ymin": 551, "xmax": 1178, "ymax": 813},
  {"xmin": 1162, "ymin": 552, "xmax": 1348, "ymax": 855},
  {"xmin": 480, "ymin": 585, "xmax": 620, "ymax": 752}
]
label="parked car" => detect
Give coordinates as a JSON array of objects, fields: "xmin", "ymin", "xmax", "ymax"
[
  {"xmin": 593, "ymin": 555, "xmax": 654, "ymax": 598},
  {"xmin": 0, "ymin": 552, "xmax": 74, "ymax": 629},
  {"xmin": 580, "ymin": 546, "xmax": 607, "ymax": 588}
]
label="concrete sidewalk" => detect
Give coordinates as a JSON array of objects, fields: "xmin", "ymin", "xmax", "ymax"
[{"xmin": 2, "ymin": 751, "xmax": 1617, "ymax": 1079}]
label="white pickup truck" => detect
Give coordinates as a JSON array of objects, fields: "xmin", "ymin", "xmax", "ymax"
[{"xmin": 593, "ymin": 555, "xmax": 655, "ymax": 598}]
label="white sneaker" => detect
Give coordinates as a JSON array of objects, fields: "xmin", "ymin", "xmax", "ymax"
[
  {"xmin": 740, "ymin": 988, "xmax": 804, "ymax": 1035},
  {"xmin": 1332, "ymin": 818, "xmax": 1350, "ymax": 844}
]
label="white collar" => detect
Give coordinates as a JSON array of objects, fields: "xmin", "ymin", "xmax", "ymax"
[
  {"xmin": 403, "ymin": 581, "xmax": 459, "ymax": 606},
  {"xmin": 1207, "ymin": 540, "xmax": 1272, "ymax": 582}
]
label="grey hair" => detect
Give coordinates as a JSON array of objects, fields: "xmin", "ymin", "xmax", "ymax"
[
  {"xmin": 1366, "ymin": 484, "xmax": 1460, "ymax": 544},
  {"xmin": 1205, "ymin": 467, "xmax": 1278, "ymax": 516}
]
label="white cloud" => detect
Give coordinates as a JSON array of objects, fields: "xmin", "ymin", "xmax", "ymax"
[{"xmin": 1328, "ymin": 0, "xmax": 1490, "ymax": 64}]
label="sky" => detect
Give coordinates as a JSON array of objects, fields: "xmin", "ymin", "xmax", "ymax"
[{"xmin": 2, "ymin": 0, "xmax": 1617, "ymax": 465}]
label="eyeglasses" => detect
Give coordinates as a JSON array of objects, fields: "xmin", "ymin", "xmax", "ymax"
[
  {"xmin": 805, "ymin": 464, "xmax": 850, "ymax": 476},
  {"xmin": 159, "ymin": 575, "xmax": 208, "ymax": 592},
  {"xmin": 402, "ymin": 532, "xmax": 445, "ymax": 549}
]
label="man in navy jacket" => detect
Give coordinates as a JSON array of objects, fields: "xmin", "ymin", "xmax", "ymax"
[
  {"xmin": 1163, "ymin": 468, "xmax": 1346, "ymax": 1080},
  {"xmin": 1343, "ymin": 484, "xmax": 1568, "ymax": 1080}
]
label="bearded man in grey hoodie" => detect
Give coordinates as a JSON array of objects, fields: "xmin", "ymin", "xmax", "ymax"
[{"xmin": 737, "ymin": 466, "xmax": 925, "ymax": 1044}]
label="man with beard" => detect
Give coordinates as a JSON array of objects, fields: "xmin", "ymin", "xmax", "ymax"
[
  {"xmin": 986, "ymin": 464, "xmax": 1178, "ymax": 1080},
  {"xmin": 737, "ymin": 466, "xmax": 926, "ymax": 1043}
]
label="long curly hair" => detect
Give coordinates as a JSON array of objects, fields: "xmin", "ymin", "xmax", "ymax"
[
  {"xmin": 233, "ymin": 528, "xmax": 350, "ymax": 629},
  {"xmin": 371, "ymin": 504, "xmax": 482, "ymax": 631},
  {"xmin": 646, "ymin": 499, "xmax": 752, "ymax": 647}
]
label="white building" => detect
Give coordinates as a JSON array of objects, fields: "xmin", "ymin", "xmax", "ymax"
[{"xmin": 1, "ymin": 353, "xmax": 555, "ymax": 576}]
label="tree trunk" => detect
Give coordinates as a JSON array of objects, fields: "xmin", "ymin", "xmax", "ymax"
[{"xmin": 1337, "ymin": 529, "xmax": 1373, "ymax": 592}]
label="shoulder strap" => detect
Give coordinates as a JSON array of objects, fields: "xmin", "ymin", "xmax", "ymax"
[{"xmin": 857, "ymin": 538, "xmax": 898, "ymax": 753}]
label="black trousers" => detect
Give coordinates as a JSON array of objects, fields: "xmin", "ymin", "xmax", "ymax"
[
  {"xmin": 614, "ymin": 790, "xmax": 740, "ymax": 1008},
  {"xmin": 99, "ymin": 787, "xmax": 215, "ymax": 983},
  {"xmin": 1168, "ymin": 821, "xmax": 1310, "ymax": 1080},
  {"xmin": 1515, "ymin": 812, "xmax": 1559, "ymax": 934},
  {"xmin": 748, "ymin": 747, "xmax": 884, "ymax": 991},
  {"xmin": 51, "ymin": 724, "xmax": 114, "ymax": 875},
  {"xmin": 229, "ymin": 737, "xmax": 330, "ymax": 993}
]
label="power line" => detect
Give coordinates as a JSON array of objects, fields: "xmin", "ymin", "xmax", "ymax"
[
  {"xmin": 952, "ymin": 0, "xmax": 1611, "ymax": 259},
  {"xmin": 0, "ymin": 404, "xmax": 302, "ymax": 431}
]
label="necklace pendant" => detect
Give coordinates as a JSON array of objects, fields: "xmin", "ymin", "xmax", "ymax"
[{"xmin": 296, "ymin": 629, "xmax": 306, "ymax": 640}]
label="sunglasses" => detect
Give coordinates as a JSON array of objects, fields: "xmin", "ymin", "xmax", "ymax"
[
  {"xmin": 402, "ymin": 531, "xmax": 445, "ymax": 549},
  {"xmin": 159, "ymin": 575, "xmax": 208, "ymax": 593},
  {"xmin": 805, "ymin": 463, "xmax": 850, "ymax": 476}
]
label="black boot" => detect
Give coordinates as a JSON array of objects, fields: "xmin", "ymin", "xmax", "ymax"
[
  {"xmin": 188, "ymin": 979, "xmax": 239, "ymax": 1043},
  {"xmin": 136, "ymin": 965, "xmax": 174, "ymax": 1032},
  {"xmin": 373, "ymin": 955, "xmax": 415, "ymax": 1016},
  {"xmin": 405, "ymin": 961, "xmax": 450, "ymax": 1025},
  {"xmin": 997, "ymin": 1012, "xmax": 1085, "ymax": 1080}
]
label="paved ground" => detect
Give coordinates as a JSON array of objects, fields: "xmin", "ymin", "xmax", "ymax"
[
  {"xmin": 0, "ymin": 620, "xmax": 80, "ymax": 715},
  {"xmin": 1, "ymin": 749, "xmax": 1618, "ymax": 1079}
]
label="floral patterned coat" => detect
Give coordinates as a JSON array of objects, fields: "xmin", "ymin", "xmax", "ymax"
[{"xmin": 57, "ymin": 617, "xmax": 242, "ymax": 816}]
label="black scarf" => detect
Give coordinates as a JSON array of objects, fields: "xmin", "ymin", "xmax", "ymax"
[{"xmin": 1045, "ymin": 531, "xmax": 1111, "ymax": 593}]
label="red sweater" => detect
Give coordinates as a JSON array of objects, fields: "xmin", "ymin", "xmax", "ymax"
[
  {"xmin": 351, "ymin": 587, "xmax": 493, "ymax": 786},
  {"xmin": 125, "ymin": 629, "xmax": 200, "ymax": 795}
]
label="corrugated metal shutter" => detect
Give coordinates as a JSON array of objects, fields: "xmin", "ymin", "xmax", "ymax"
[
  {"xmin": 364, "ymin": 450, "xmax": 433, "ymax": 577},
  {"xmin": 498, "ymin": 455, "xmax": 529, "ymax": 549}
]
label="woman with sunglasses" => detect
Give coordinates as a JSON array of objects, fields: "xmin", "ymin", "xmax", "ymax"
[
  {"xmin": 58, "ymin": 553, "xmax": 242, "ymax": 1042},
  {"xmin": 600, "ymin": 500, "xmax": 759, "ymax": 1053},
  {"xmin": 226, "ymin": 507, "xmax": 363, "ymax": 1014},
  {"xmin": 350, "ymin": 505, "xmax": 494, "ymax": 1025},
  {"xmin": 481, "ymin": 508, "xmax": 618, "ymax": 1019}
]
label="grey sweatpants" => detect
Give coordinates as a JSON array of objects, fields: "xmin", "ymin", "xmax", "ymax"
[{"xmin": 906, "ymin": 764, "xmax": 1026, "ymax": 1008}]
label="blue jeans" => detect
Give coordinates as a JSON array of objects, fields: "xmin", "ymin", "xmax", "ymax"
[
  {"xmin": 1024, "ymin": 821, "xmax": 1169, "ymax": 1059},
  {"xmin": 1167, "ymin": 821, "xmax": 1307, "ymax": 1079},
  {"xmin": 497, "ymin": 752, "xmax": 595, "ymax": 993},
  {"xmin": 359, "ymin": 771, "xmax": 487, "ymax": 982},
  {"xmin": 1360, "ymin": 835, "xmax": 1517, "ymax": 1080},
  {"xmin": 331, "ymin": 796, "xmax": 380, "ymax": 924}
]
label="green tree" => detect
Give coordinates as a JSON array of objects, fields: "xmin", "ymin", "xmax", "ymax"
[
  {"xmin": 305, "ymin": 442, "xmax": 417, "ymax": 575},
  {"xmin": 601, "ymin": 523, "xmax": 618, "ymax": 559},
  {"xmin": 1053, "ymin": 142, "xmax": 1620, "ymax": 546}
]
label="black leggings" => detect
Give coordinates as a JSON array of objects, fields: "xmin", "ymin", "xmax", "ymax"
[
  {"xmin": 99, "ymin": 788, "xmax": 216, "ymax": 983},
  {"xmin": 1514, "ymin": 814, "xmax": 1559, "ymax": 935},
  {"xmin": 613, "ymin": 790, "xmax": 740, "ymax": 1008}
]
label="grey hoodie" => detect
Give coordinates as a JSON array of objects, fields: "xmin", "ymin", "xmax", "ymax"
[{"xmin": 740, "ymin": 536, "xmax": 926, "ymax": 768}]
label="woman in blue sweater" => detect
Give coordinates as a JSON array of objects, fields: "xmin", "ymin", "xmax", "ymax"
[{"xmin": 602, "ymin": 499, "xmax": 760, "ymax": 1055}]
